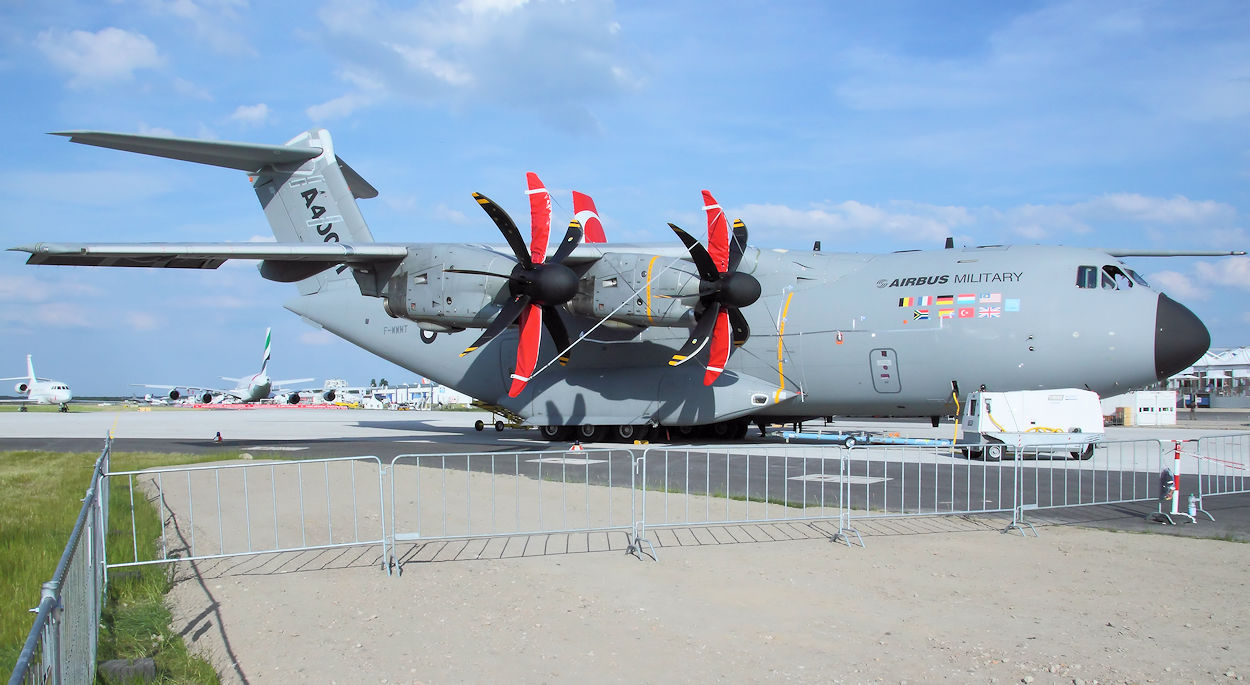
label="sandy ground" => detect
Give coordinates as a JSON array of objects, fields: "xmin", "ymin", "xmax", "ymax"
[{"xmin": 146, "ymin": 459, "xmax": 1250, "ymax": 684}]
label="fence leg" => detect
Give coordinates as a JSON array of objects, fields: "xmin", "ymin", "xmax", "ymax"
[
  {"xmin": 1002, "ymin": 460, "xmax": 1038, "ymax": 536},
  {"xmin": 626, "ymin": 455, "xmax": 656, "ymax": 561},
  {"xmin": 830, "ymin": 453, "xmax": 863, "ymax": 548}
]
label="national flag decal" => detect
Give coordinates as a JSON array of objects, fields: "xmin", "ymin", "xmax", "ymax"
[
  {"xmin": 898, "ymin": 296, "xmax": 915, "ymax": 307},
  {"xmin": 936, "ymin": 295, "xmax": 955, "ymax": 306},
  {"xmin": 978, "ymin": 306, "xmax": 1001, "ymax": 318},
  {"xmin": 958, "ymin": 307, "xmax": 975, "ymax": 318},
  {"xmin": 956, "ymin": 293, "xmax": 976, "ymax": 305},
  {"xmin": 979, "ymin": 293, "xmax": 1001, "ymax": 303},
  {"xmin": 938, "ymin": 308, "xmax": 955, "ymax": 319},
  {"xmin": 913, "ymin": 309, "xmax": 929, "ymax": 320}
]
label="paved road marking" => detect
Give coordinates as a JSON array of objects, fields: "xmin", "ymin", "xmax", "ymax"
[
  {"xmin": 789, "ymin": 474, "xmax": 889, "ymax": 485},
  {"xmin": 238, "ymin": 446, "xmax": 308, "ymax": 451}
]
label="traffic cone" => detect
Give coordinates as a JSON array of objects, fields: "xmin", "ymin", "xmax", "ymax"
[{"xmin": 569, "ymin": 441, "xmax": 584, "ymax": 452}]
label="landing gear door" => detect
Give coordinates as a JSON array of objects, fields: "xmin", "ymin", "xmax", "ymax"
[{"xmin": 870, "ymin": 348, "xmax": 901, "ymax": 393}]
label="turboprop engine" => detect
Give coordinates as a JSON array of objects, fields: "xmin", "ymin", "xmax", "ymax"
[
  {"xmin": 382, "ymin": 246, "xmax": 517, "ymax": 332},
  {"xmin": 566, "ymin": 253, "xmax": 701, "ymax": 328}
]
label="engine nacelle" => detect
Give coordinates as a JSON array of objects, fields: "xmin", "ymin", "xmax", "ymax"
[
  {"xmin": 322, "ymin": 389, "xmax": 336, "ymax": 403},
  {"xmin": 198, "ymin": 391, "xmax": 214, "ymax": 404},
  {"xmin": 15, "ymin": 382, "xmax": 29, "ymax": 394},
  {"xmin": 383, "ymin": 246, "xmax": 515, "ymax": 330},
  {"xmin": 168, "ymin": 389, "xmax": 181, "ymax": 401},
  {"xmin": 285, "ymin": 392, "xmax": 302, "ymax": 405},
  {"xmin": 568, "ymin": 253, "xmax": 699, "ymax": 328}
]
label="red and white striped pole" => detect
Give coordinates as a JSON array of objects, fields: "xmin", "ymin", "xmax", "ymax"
[{"xmin": 1171, "ymin": 441, "xmax": 1183, "ymax": 515}]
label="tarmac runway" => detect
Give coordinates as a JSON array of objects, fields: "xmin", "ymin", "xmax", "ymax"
[{"xmin": 2, "ymin": 407, "xmax": 1248, "ymax": 541}]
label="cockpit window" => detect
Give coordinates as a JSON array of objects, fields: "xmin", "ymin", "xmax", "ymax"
[
  {"xmin": 1103, "ymin": 265, "xmax": 1133, "ymax": 289},
  {"xmin": 1078, "ymin": 264, "xmax": 1144, "ymax": 290}
]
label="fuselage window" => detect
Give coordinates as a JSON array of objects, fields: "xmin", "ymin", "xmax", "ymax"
[{"xmin": 1076, "ymin": 265, "xmax": 1098, "ymax": 288}]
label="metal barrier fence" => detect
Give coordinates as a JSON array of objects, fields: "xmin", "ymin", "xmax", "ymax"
[
  {"xmin": 386, "ymin": 449, "xmax": 634, "ymax": 571},
  {"xmin": 9, "ymin": 439, "xmax": 111, "ymax": 685},
  {"xmin": 106, "ymin": 456, "xmax": 388, "ymax": 572},
  {"xmin": 11, "ymin": 434, "xmax": 1250, "ymax": 681}
]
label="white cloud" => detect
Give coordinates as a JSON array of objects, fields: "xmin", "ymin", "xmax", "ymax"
[
  {"xmin": 1148, "ymin": 270, "xmax": 1207, "ymax": 301},
  {"xmin": 125, "ymin": 311, "xmax": 161, "ymax": 331},
  {"xmin": 1194, "ymin": 258, "xmax": 1250, "ymax": 291},
  {"xmin": 141, "ymin": 0, "xmax": 256, "ymax": 56},
  {"xmin": 735, "ymin": 200, "xmax": 971, "ymax": 244},
  {"xmin": 312, "ymin": 0, "xmax": 637, "ymax": 131},
  {"xmin": 36, "ymin": 27, "xmax": 163, "ymax": 88},
  {"xmin": 0, "ymin": 275, "xmax": 103, "ymax": 304},
  {"xmin": 228, "ymin": 103, "xmax": 270, "ymax": 126}
]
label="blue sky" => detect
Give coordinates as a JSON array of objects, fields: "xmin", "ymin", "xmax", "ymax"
[{"xmin": 1, "ymin": 0, "xmax": 1247, "ymax": 396}]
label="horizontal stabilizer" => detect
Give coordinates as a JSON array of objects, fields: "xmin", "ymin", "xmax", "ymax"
[
  {"xmin": 50, "ymin": 130, "xmax": 378, "ymax": 199},
  {"xmin": 10, "ymin": 242, "xmax": 408, "ymax": 269}
]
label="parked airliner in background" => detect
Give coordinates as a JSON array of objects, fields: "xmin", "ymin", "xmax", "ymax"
[
  {"xmin": 137, "ymin": 328, "xmax": 314, "ymax": 404},
  {"xmin": 12, "ymin": 129, "xmax": 1245, "ymax": 441},
  {"xmin": 2, "ymin": 355, "xmax": 73, "ymax": 411}
]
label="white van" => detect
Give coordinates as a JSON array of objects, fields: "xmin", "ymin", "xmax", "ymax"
[{"xmin": 961, "ymin": 388, "xmax": 1104, "ymax": 460}]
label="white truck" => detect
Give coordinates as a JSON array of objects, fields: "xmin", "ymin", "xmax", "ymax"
[{"xmin": 961, "ymin": 388, "xmax": 1104, "ymax": 461}]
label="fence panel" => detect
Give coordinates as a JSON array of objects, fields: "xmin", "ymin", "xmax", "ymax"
[
  {"xmin": 1195, "ymin": 433, "xmax": 1250, "ymax": 503},
  {"xmin": 9, "ymin": 440, "xmax": 110, "ymax": 685},
  {"xmin": 839, "ymin": 443, "xmax": 1015, "ymax": 521},
  {"xmin": 105, "ymin": 456, "xmax": 387, "ymax": 570},
  {"xmin": 1012, "ymin": 438, "xmax": 1166, "ymax": 512},
  {"xmin": 635, "ymin": 445, "xmax": 844, "ymax": 535},
  {"xmin": 387, "ymin": 449, "xmax": 636, "ymax": 563}
]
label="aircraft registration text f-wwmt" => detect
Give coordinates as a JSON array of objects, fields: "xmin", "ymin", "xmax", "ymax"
[{"xmin": 11, "ymin": 129, "xmax": 1242, "ymax": 441}]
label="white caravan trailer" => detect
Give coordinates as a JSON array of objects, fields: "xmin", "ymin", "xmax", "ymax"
[{"xmin": 961, "ymin": 388, "xmax": 1104, "ymax": 461}]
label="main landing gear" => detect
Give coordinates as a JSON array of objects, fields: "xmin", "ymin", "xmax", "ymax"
[{"xmin": 537, "ymin": 418, "xmax": 752, "ymax": 443}]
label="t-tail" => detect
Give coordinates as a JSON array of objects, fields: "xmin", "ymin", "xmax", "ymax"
[{"xmin": 49, "ymin": 129, "xmax": 380, "ymax": 294}]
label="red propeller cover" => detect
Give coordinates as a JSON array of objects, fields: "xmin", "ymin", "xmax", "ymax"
[
  {"xmin": 703, "ymin": 308, "xmax": 731, "ymax": 385},
  {"xmin": 526, "ymin": 172, "xmax": 551, "ymax": 264},
  {"xmin": 508, "ymin": 304, "xmax": 543, "ymax": 397},
  {"xmin": 572, "ymin": 191, "xmax": 607, "ymax": 243},
  {"xmin": 702, "ymin": 190, "xmax": 729, "ymax": 273}
]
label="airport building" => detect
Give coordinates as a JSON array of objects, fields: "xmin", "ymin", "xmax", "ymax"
[{"xmin": 1164, "ymin": 347, "xmax": 1250, "ymax": 408}]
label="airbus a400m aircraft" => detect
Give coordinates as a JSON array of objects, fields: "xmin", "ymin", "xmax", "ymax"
[{"xmin": 12, "ymin": 129, "xmax": 1241, "ymax": 441}]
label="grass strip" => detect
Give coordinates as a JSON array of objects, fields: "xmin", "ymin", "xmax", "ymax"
[{"xmin": 1, "ymin": 450, "xmax": 237, "ymax": 681}]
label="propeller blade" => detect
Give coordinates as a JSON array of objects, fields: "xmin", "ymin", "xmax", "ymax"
[
  {"xmin": 668, "ymin": 302, "xmax": 721, "ymax": 367},
  {"xmin": 728, "ymin": 219, "xmax": 748, "ymax": 273},
  {"xmin": 572, "ymin": 191, "xmax": 607, "ymax": 243},
  {"xmin": 728, "ymin": 305, "xmax": 750, "ymax": 347},
  {"xmin": 702, "ymin": 190, "xmax": 729, "ymax": 273},
  {"xmin": 668, "ymin": 223, "xmax": 720, "ymax": 282},
  {"xmin": 550, "ymin": 219, "xmax": 583, "ymax": 264},
  {"xmin": 473, "ymin": 192, "xmax": 532, "ymax": 268},
  {"xmin": 508, "ymin": 303, "xmax": 543, "ymax": 397},
  {"xmin": 526, "ymin": 172, "xmax": 551, "ymax": 265},
  {"xmin": 540, "ymin": 304, "xmax": 572, "ymax": 365},
  {"xmin": 460, "ymin": 294, "xmax": 531, "ymax": 357},
  {"xmin": 703, "ymin": 308, "xmax": 731, "ymax": 385}
]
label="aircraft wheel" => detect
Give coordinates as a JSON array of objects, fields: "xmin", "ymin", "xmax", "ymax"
[
  {"xmin": 707, "ymin": 421, "xmax": 734, "ymax": 441},
  {"xmin": 730, "ymin": 420, "xmax": 750, "ymax": 441},
  {"xmin": 1071, "ymin": 444, "xmax": 1094, "ymax": 460},
  {"xmin": 19, "ymin": 406, "xmax": 27, "ymax": 412},
  {"xmin": 967, "ymin": 448, "xmax": 982, "ymax": 460},
  {"xmin": 843, "ymin": 436, "xmax": 858, "ymax": 449},
  {"xmin": 673, "ymin": 425, "xmax": 699, "ymax": 441},
  {"xmin": 609, "ymin": 424, "xmax": 644, "ymax": 442},
  {"xmin": 474, "ymin": 419, "xmax": 485, "ymax": 432},
  {"xmin": 494, "ymin": 420, "xmax": 505, "ymax": 432},
  {"xmin": 575, "ymin": 424, "xmax": 606, "ymax": 443},
  {"xmin": 538, "ymin": 424, "xmax": 573, "ymax": 441},
  {"xmin": 985, "ymin": 444, "xmax": 1004, "ymax": 462}
]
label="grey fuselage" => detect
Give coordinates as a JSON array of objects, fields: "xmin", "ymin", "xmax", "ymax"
[{"xmin": 287, "ymin": 242, "xmax": 1205, "ymax": 426}]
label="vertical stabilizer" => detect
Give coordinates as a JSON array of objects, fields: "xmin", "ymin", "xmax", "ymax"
[
  {"xmin": 260, "ymin": 328, "xmax": 272, "ymax": 376},
  {"xmin": 25, "ymin": 354, "xmax": 35, "ymax": 383},
  {"xmin": 252, "ymin": 129, "xmax": 377, "ymax": 295}
]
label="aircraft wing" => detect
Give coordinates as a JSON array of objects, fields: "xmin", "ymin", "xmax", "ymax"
[
  {"xmin": 10, "ymin": 242, "xmax": 409, "ymax": 269},
  {"xmin": 272, "ymin": 378, "xmax": 316, "ymax": 389}
]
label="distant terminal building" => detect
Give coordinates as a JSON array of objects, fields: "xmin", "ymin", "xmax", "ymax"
[
  {"xmin": 367, "ymin": 379, "xmax": 472, "ymax": 409},
  {"xmin": 1163, "ymin": 347, "xmax": 1250, "ymax": 409}
]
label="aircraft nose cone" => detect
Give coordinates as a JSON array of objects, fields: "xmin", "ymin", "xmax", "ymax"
[{"xmin": 1155, "ymin": 293, "xmax": 1209, "ymax": 380}]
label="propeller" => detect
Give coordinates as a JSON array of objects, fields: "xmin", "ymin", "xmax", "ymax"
[
  {"xmin": 667, "ymin": 190, "xmax": 760, "ymax": 385},
  {"xmin": 458, "ymin": 172, "xmax": 583, "ymax": 398}
]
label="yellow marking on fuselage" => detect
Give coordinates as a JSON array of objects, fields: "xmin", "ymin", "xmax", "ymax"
[
  {"xmin": 645, "ymin": 255, "xmax": 659, "ymax": 323},
  {"xmin": 775, "ymin": 291, "xmax": 794, "ymax": 403}
]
